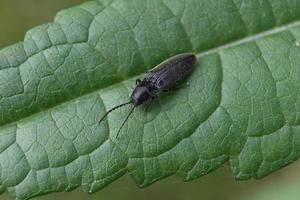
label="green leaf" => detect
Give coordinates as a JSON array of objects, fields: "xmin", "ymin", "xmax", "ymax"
[{"xmin": 1, "ymin": 0, "xmax": 300, "ymax": 199}]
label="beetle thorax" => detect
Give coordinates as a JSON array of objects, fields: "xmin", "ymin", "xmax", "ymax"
[{"xmin": 130, "ymin": 86, "xmax": 152, "ymax": 106}]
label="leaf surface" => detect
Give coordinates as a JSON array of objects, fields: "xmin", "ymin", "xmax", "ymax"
[{"xmin": 1, "ymin": 0, "xmax": 300, "ymax": 199}]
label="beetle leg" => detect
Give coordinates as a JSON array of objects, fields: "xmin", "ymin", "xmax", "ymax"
[
  {"xmin": 135, "ymin": 79, "xmax": 142, "ymax": 85},
  {"xmin": 163, "ymin": 82, "xmax": 190, "ymax": 93},
  {"xmin": 144, "ymin": 96, "xmax": 155, "ymax": 112}
]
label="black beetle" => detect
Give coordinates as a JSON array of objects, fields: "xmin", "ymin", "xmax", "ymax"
[{"xmin": 99, "ymin": 53, "xmax": 196, "ymax": 137}]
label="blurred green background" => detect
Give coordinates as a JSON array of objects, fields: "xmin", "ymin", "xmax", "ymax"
[{"xmin": 1, "ymin": 1, "xmax": 300, "ymax": 200}]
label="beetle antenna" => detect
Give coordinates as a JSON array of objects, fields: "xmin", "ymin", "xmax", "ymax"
[
  {"xmin": 116, "ymin": 105, "xmax": 135, "ymax": 138},
  {"xmin": 98, "ymin": 102, "xmax": 131, "ymax": 124}
]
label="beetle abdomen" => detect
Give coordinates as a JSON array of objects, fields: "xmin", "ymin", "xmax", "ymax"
[{"xmin": 146, "ymin": 53, "xmax": 196, "ymax": 89}]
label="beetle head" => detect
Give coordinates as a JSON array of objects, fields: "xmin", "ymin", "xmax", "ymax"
[{"xmin": 130, "ymin": 86, "xmax": 151, "ymax": 106}]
